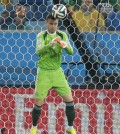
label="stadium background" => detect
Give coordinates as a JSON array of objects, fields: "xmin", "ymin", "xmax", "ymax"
[
  {"xmin": 0, "ymin": 0, "xmax": 120, "ymax": 134},
  {"xmin": 0, "ymin": 32, "xmax": 120, "ymax": 87}
]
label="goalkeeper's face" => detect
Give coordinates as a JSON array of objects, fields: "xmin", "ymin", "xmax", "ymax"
[{"xmin": 46, "ymin": 19, "xmax": 58, "ymax": 34}]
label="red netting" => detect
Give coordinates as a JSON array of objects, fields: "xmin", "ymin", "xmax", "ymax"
[{"xmin": 1, "ymin": 88, "xmax": 120, "ymax": 134}]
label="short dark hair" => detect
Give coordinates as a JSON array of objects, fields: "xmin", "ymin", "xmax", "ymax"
[{"xmin": 46, "ymin": 13, "xmax": 57, "ymax": 20}]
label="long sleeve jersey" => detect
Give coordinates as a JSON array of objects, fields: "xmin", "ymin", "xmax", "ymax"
[{"xmin": 36, "ymin": 30, "xmax": 73, "ymax": 70}]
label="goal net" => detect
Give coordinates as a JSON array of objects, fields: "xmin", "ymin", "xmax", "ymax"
[{"xmin": 0, "ymin": 0, "xmax": 120, "ymax": 134}]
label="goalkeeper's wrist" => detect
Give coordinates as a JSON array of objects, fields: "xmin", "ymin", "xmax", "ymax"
[{"xmin": 59, "ymin": 40, "xmax": 67, "ymax": 48}]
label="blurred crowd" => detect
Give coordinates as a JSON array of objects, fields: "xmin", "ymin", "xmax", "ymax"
[
  {"xmin": 0, "ymin": 2, "xmax": 32, "ymax": 30},
  {"xmin": 64, "ymin": 0, "xmax": 120, "ymax": 32},
  {"xmin": 0, "ymin": 0, "xmax": 120, "ymax": 31}
]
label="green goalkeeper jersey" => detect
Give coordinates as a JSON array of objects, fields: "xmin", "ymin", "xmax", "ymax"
[{"xmin": 36, "ymin": 30, "xmax": 73, "ymax": 70}]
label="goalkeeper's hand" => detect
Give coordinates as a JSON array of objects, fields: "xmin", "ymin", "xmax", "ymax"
[
  {"xmin": 50, "ymin": 37, "xmax": 61, "ymax": 47},
  {"xmin": 58, "ymin": 40, "xmax": 68, "ymax": 48}
]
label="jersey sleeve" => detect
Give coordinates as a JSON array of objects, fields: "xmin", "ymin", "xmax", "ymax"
[
  {"xmin": 36, "ymin": 32, "xmax": 50, "ymax": 55},
  {"xmin": 62, "ymin": 32, "xmax": 74, "ymax": 55}
]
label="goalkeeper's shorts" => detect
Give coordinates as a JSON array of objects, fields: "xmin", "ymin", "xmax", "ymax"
[{"xmin": 34, "ymin": 67, "xmax": 71, "ymax": 99}]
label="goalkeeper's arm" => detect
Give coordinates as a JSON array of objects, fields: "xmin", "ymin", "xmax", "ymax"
[
  {"xmin": 36, "ymin": 44, "xmax": 55, "ymax": 55},
  {"xmin": 58, "ymin": 33, "xmax": 73, "ymax": 55},
  {"xmin": 36, "ymin": 33, "xmax": 57, "ymax": 55},
  {"xmin": 65, "ymin": 43, "xmax": 73, "ymax": 55}
]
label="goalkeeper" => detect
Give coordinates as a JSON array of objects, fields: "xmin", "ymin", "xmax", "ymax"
[{"xmin": 30, "ymin": 13, "xmax": 76, "ymax": 134}]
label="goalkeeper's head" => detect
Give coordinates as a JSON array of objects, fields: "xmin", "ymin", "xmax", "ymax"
[{"xmin": 46, "ymin": 13, "xmax": 58, "ymax": 34}]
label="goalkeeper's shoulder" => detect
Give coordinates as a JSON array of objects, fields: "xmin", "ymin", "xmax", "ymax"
[
  {"xmin": 37, "ymin": 31, "xmax": 46, "ymax": 39},
  {"xmin": 57, "ymin": 30, "xmax": 70, "ymax": 42},
  {"xmin": 57, "ymin": 30, "xmax": 68, "ymax": 37}
]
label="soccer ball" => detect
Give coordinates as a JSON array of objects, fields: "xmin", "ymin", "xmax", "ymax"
[{"xmin": 51, "ymin": 4, "xmax": 67, "ymax": 19}]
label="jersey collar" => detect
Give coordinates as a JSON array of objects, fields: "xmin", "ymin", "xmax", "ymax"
[{"xmin": 47, "ymin": 30, "xmax": 56, "ymax": 35}]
